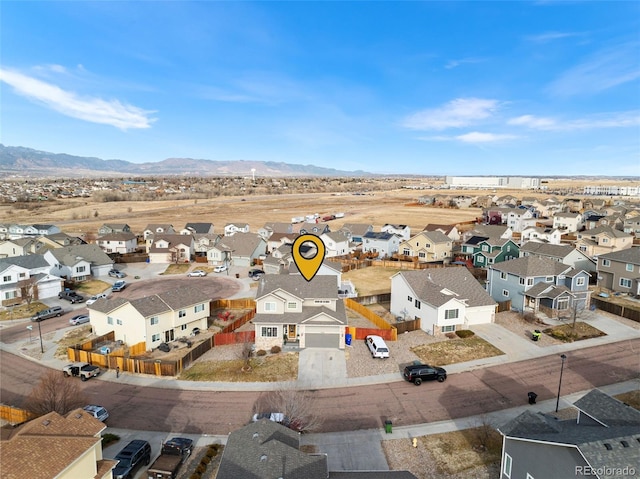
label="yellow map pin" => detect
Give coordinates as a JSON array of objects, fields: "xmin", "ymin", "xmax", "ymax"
[{"xmin": 292, "ymin": 234, "xmax": 326, "ymax": 282}]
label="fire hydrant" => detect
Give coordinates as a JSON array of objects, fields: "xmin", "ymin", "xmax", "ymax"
[{"xmin": 412, "ymin": 438, "xmax": 417, "ymax": 448}]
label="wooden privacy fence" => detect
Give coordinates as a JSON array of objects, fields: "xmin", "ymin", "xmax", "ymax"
[
  {"xmin": 591, "ymin": 297, "xmax": 640, "ymax": 323},
  {"xmin": 212, "ymin": 298, "xmax": 256, "ymax": 310},
  {"xmin": 395, "ymin": 317, "xmax": 421, "ymax": 334},
  {"xmin": 221, "ymin": 309, "xmax": 255, "ymax": 334},
  {"xmin": 346, "ymin": 326, "xmax": 395, "ymax": 341},
  {"xmin": 344, "ymin": 298, "xmax": 397, "ymax": 341},
  {"xmin": 496, "ymin": 300, "xmax": 511, "ymax": 313},
  {"xmin": 0, "ymin": 405, "xmax": 35, "ymax": 425},
  {"xmin": 214, "ymin": 330, "xmax": 255, "ymax": 346}
]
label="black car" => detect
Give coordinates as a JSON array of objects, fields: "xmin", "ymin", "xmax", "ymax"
[
  {"xmin": 249, "ymin": 268, "xmax": 265, "ymax": 280},
  {"xmin": 112, "ymin": 439, "xmax": 151, "ymax": 479},
  {"xmin": 403, "ymin": 363, "xmax": 447, "ymax": 385},
  {"xmin": 58, "ymin": 290, "xmax": 85, "ymax": 303}
]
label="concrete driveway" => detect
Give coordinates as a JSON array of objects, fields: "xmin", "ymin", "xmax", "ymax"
[{"xmin": 297, "ymin": 348, "xmax": 347, "ymax": 389}]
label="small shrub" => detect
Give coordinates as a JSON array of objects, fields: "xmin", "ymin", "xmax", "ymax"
[
  {"xmin": 523, "ymin": 312, "xmax": 537, "ymax": 323},
  {"xmin": 270, "ymin": 345, "xmax": 281, "ymax": 354},
  {"xmin": 256, "ymin": 349, "xmax": 267, "ymax": 356},
  {"xmin": 445, "ymin": 332, "xmax": 457, "ymax": 339},
  {"xmin": 201, "ymin": 455, "xmax": 211, "ymax": 465},
  {"xmin": 195, "ymin": 464, "xmax": 206, "ymax": 474},
  {"xmin": 101, "ymin": 433, "xmax": 120, "ymax": 447},
  {"xmin": 189, "ymin": 473, "xmax": 201, "ymax": 479},
  {"xmin": 206, "ymin": 448, "xmax": 217, "ymax": 458},
  {"xmin": 455, "ymin": 329, "xmax": 474, "ymax": 338}
]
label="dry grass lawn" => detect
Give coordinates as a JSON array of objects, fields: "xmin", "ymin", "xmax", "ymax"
[
  {"xmin": 0, "ymin": 301, "xmax": 48, "ymax": 321},
  {"xmin": 75, "ymin": 280, "xmax": 112, "ymax": 295},
  {"xmin": 543, "ymin": 322, "xmax": 606, "ymax": 342},
  {"xmin": 342, "ymin": 266, "xmax": 402, "ymax": 296},
  {"xmin": 411, "ymin": 336, "xmax": 504, "ymax": 366},
  {"xmin": 614, "ymin": 390, "xmax": 640, "ymax": 410},
  {"xmin": 160, "ymin": 264, "xmax": 190, "ymax": 275},
  {"xmin": 178, "ymin": 352, "xmax": 299, "ymax": 382},
  {"xmin": 55, "ymin": 325, "xmax": 94, "ymax": 359}
]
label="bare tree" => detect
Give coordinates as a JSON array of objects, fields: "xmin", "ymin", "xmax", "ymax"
[
  {"xmin": 24, "ymin": 370, "xmax": 87, "ymax": 416},
  {"xmin": 238, "ymin": 336, "xmax": 253, "ymax": 371},
  {"xmin": 254, "ymin": 386, "xmax": 322, "ymax": 433},
  {"xmin": 470, "ymin": 413, "xmax": 499, "ymax": 452},
  {"xmin": 18, "ymin": 276, "xmax": 39, "ymax": 306}
]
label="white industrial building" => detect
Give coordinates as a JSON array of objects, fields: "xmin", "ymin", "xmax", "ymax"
[{"xmin": 444, "ymin": 176, "xmax": 540, "ymax": 189}]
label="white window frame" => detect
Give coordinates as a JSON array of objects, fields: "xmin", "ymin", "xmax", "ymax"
[
  {"xmin": 179, "ymin": 309, "xmax": 186, "ymax": 318},
  {"xmin": 500, "ymin": 272, "xmax": 507, "ymax": 280},
  {"xmin": 502, "ymin": 289, "xmax": 510, "ymax": 297},
  {"xmin": 503, "ymin": 453, "xmax": 512, "ymax": 478},
  {"xmin": 264, "ymin": 302, "xmax": 277, "ymax": 312},
  {"xmin": 287, "ymin": 302, "xmax": 297, "ymax": 310},
  {"xmin": 441, "ymin": 325, "xmax": 455, "ymax": 333},
  {"xmin": 620, "ymin": 278, "xmax": 632, "ymax": 288},
  {"xmin": 116, "ymin": 319, "xmax": 122, "ymax": 325},
  {"xmin": 444, "ymin": 309, "xmax": 458, "ymax": 319},
  {"xmin": 107, "ymin": 316, "xmax": 113, "ymax": 325},
  {"xmin": 602, "ymin": 259, "xmax": 610, "ymax": 267},
  {"xmin": 261, "ymin": 326, "xmax": 277, "ymax": 337},
  {"xmin": 194, "ymin": 304, "xmax": 204, "ymax": 313},
  {"xmin": 576, "ymin": 277, "xmax": 585, "ymax": 286},
  {"xmin": 626, "ymin": 263, "xmax": 633, "ymax": 272},
  {"xmin": 150, "ymin": 316, "xmax": 158, "ymax": 326},
  {"xmin": 152, "ymin": 333, "xmax": 161, "ymax": 342}
]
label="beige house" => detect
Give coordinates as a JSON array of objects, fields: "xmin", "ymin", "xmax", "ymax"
[
  {"xmin": 96, "ymin": 232, "xmax": 138, "ymax": 254},
  {"xmin": 399, "ymin": 230, "xmax": 452, "ymax": 263},
  {"xmin": 88, "ymin": 286, "xmax": 210, "ymax": 350},
  {"xmin": 574, "ymin": 225, "xmax": 634, "ymax": 258},
  {"xmin": 0, "ymin": 408, "xmax": 117, "ymax": 479},
  {"xmin": 147, "ymin": 234, "xmax": 194, "ymax": 263}
]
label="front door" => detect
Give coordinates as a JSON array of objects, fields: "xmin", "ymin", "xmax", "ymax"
[
  {"xmin": 165, "ymin": 330, "xmax": 174, "ymax": 342},
  {"xmin": 288, "ymin": 324, "xmax": 296, "ymax": 340}
]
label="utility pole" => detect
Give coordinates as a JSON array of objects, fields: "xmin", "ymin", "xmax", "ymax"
[{"xmin": 555, "ymin": 354, "xmax": 567, "ymax": 412}]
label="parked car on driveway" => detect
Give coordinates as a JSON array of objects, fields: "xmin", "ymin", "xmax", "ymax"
[
  {"xmin": 187, "ymin": 269, "xmax": 207, "ymax": 277},
  {"xmin": 403, "ymin": 363, "xmax": 447, "ymax": 385},
  {"xmin": 86, "ymin": 292, "xmax": 109, "ymax": 305},
  {"xmin": 213, "ymin": 264, "xmax": 228, "ymax": 273},
  {"xmin": 58, "ymin": 290, "xmax": 85, "ymax": 303},
  {"xmin": 249, "ymin": 268, "xmax": 265, "ymax": 279},
  {"xmin": 108, "ymin": 269, "xmax": 126, "ymax": 278},
  {"xmin": 112, "ymin": 281, "xmax": 127, "ymax": 292},
  {"xmin": 69, "ymin": 314, "xmax": 90, "ymax": 325},
  {"xmin": 365, "ymin": 335, "xmax": 390, "ymax": 358},
  {"xmin": 112, "ymin": 439, "xmax": 151, "ymax": 479}
]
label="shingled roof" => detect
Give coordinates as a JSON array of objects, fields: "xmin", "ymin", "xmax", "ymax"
[{"xmin": 490, "ymin": 256, "xmax": 571, "ymax": 277}]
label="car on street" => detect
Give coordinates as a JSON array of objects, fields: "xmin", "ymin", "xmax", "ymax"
[
  {"xmin": 86, "ymin": 293, "xmax": 109, "ymax": 305},
  {"xmin": 108, "ymin": 269, "xmax": 126, "ymax": 278},
  {"xmin": 403, "ymin": 363, "xmax": 447, "ymax": 385},
  {"xmin": 83, "ymin": 404, "xmax": 109, "ymax": 422},
  {"xmin": 69, "ymin": 314, "xmax": 90, "ymax": 325},
  {"xmin": 252, "ymin": 412, "xmax": 285, "ymax": 423},
  {"xmin": 30, "ymin": 306, "xmax": 64, "ymax": 322},
  {"xmin": 249, "ymin": 268, "xmax": 265, "ymax": 280},
  {"xmin": 187, "ymin": 270, "xmax": 207, "ymax": 277},
  {"xmin": 213, "ymin": 264, "xmax": 228, "ymax": 273},
  {"xmin": 112, "ymin": 281, "xmax": 127, "ymax": 292}
]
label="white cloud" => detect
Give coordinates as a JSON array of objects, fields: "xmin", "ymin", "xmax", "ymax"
[
  {"xmin": 526, "ymin": 31, "xmax": 583, "ymax": 43},
  {"xmin": 508, "ymin": 115, "xmax": 557, "ymax": 129},
  {"xmin": 402, "ymin": 98, "xmax": 501, "ymax": 131},
  {"xmin": 0, "ymin": 68, "xmax": 155, "ymax": 129},
  {"xmin": 509, "ymin": 112, "xmax": 639, "ymax": 131},
  {"xmin": 455, "ymin": 132, "xmax": 517, "ymax": 143},
  {"xmin": 444, "ymin": 57, "xmax": 485, "ymax": 69}
]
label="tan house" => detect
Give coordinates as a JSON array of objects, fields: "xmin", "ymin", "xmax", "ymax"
[
  {"xmin": 147, "ymin": 234, "xmax": 194, "ymax": 263},
  {"xmin": 574, "ymin": 225, "xmax": 633, "ymax": 258},
  {"xmin": 88, "ymin": 286, "xmax": 210, "ymax": 350},
  {"xmin": 96, "ymin": 232, "xmax": 138, "ymax": 254},
  {"xmin": 0, "ymin": 408, "xmax": 117, "ymax": 479},
  {"xmin": 399, "ymin": 230, "xmax": 452, "ymax": 263}
]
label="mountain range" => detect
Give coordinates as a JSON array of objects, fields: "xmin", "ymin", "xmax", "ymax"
[{"xmin": 0, "ymin": 144, "xmax": 371, "ymax": 178}]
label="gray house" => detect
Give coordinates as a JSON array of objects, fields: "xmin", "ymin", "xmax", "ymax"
[
  {"xmin": 487, "ymin": 257, "xmax": 591, "ymax": 316},
  {"xmin": 597, "ymin": 248, "xmax": 640, "ymax": 296},
  {"xmin": 519, "ymin": 242, "xmax": 596, "ymax": 275},
  {"xmin": 362, "ymin": 231, "xmax": 401, "ymax": 258},
  {"xmin": 499, "ymin": 389, "xmax": 640, "ymax": 479}
]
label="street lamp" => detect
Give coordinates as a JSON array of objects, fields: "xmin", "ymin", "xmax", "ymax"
[{"xmin": 555, "ymin": 354, "xmax": 567, "ymax": 412}]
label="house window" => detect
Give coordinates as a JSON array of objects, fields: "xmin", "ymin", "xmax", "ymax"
[
  {"xmin": 500, "ymin": 272, "xmax": 507, "ymax": 280},
  {"xmin": 261, "ymin": 327, "xmax": 277, "ymax": 337},
  {"xmin": 507, "ymin": 245, "xmax": 511, "ymax": 251},
  {"xmin": 478, "ymin": 256, "xmax": 484, "ymax": 263},
  {"xmin": 407, "ymin": 296, "xmax": 413, "ymax": 302},
  {"xmin": 19, "ymin": 272, "xmax": 26, "ymax": 278},
  {"xmin": 503, "ymin": 453, "xmax": 512, "ymax": 478},
  {"xmin": 287, "ymin": 302, "xmax": 297, "ymax": 310},
  {"xmin": 418, "ymin": 252, "xmax": 426, "ymax": 258},
  {"xmin": 444, "ymin": 309, "xmax": 458, "ymax": 319},
  {"xmin": 150, "ymin": 317, "xmax": 159, "ymax": 326},
  {"xmin": 488, "ymin": 258, "xmax": 494, "ymax": 264},
  {"xmin": 602, "ymin": 259, "xmax": 610, "ymax": 267},
  {"xmin": 77, "ymin": 266, "xmax": 86, "ymax": 273},
  {"xmin": 194, "ymin": 304, "xmax": 204, "ymax": 313},
  {"xmin": 179, "ymin": 310, "xmax": 186, "ymax": 318},
  {"xmin": 626, "ymin": 263, "xmax": 634, "ymax": 272},
  {"xmin": 576, "ymin": 277, "xmax": 585, "ymax": 286},
  {"xmin": 414, "ymin": 299, "xmax": 421, "ymax": 309},
  {"xmin": 181, "ymin": 324, "xmax": 187, "ymax": 331},
  {"xmin": 620, "ymin": 278, "xmax": 632, "ymax": 288},
  {"xmin": 403, "ymin": 249, "xmax": 410, "ymax": 256},
  {"xmin": 116, "ymin": 319, "xmax": 122, "ymax": 325},
  {"xmin": 442, "ymin": 325, "xmax": 455, "ymax": 333},
  {"xmin": 107, "ymin": 316, "xmax": 113, "ymax": 325},
  {"xmin": 519, "ymin": 278, "xmax": 525, "ymax": 285},
  {"xmin": 152, "ymin": 333, "xmax": 161, "ymax": 342},
  {"xmin": 502, "ymin": 289, "xmax": 509, "ymax": 297},
  {"xmin": 482, "ymin": 245, "xmax": 489, "ymax": 252},
  {"xmin": 2, "ymin": 275, "xmax": 10, "ymax": 282},
  {"xmin": 545, "ymin": 276, "xmax": 554, "ymax": 282},
  {"xmin": 264, "ymin": 302, "xmax": 276, "ymax": 312},
  {"xmin": 557, "ymin": 298, "xmax": 569, "ymax": 310},
  {"xmin": 527, "ymin": 278, "xmax": 534, "ymax": 286},
  {"xmin": 602, "ymin": 237, "xmax": 608, "ymax": 243}
]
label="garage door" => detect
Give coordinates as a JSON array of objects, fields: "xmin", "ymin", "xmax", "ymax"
[
  {"xmin": 305, "ymin": 326, "xmax": 340, "ymax": 348},
  {"xmin": 37, "ymin": 280, "xmax": 62, "ymax": 300}
]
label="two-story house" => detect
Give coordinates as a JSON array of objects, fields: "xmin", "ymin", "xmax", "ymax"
[
  {"xmin": 461, "ymin": 225, "xmax": 513, "ymax": 243},
  {"xmin": 143, "ymin": 224, "xmax": 175, "ymax": 240},
  {"xmin": 623, "ymin": 216, "xmax": 640, "ymax": 236},
  {"xmin": 88, "ymin": 286, "xmax": 210, "ymax": 350},
  {"xmin": 504, "ymin": 207, "xmax": 537, "ymax": 233},
  {"xmin": 362, "ymin": 231, "xmax": 401, "ymax": 258},
  {"xmin": 96, "ymin": 232, "xmax": 138, "ymax": 254},
  {"xmin": 209, "ymin": 232, "xmax": 267, "ymax": 268},
  {"xmin": 472, "ymin": 238, "xmax": 520, "ymax": 268},
  {"xmin": 520, "ymin": 242, "xmax": 596, "ymax": 275},
  {"xmin": 44, "ymin": 245, "xmax": 114, "ymax": 280},
  {"xmin": 597, "ymin": 248, "xmax": 640, "ymax": 296},
  {"xmin": 224, "ymin": 223, "xmax": 250, "ymax": 236},
  {"xmin": 0, "ymin": 255, "xmax": 63, "ymax": 303},
  {"xmin": 252, "ymin": 275, "xmax": 347, "ymax": 350},
  {"xmin": 574, "ymin": 225, "xmax": 633, "ymax": 258},
  {"xmin": 0, "ymin": 408, "xmax": 117, "ymax": 479},
  {"xmin": 423, "ymin": 224, "xmax": 461, "ymax": 242},
  {"xmin": 320, "ymin": 231, "xmax": 350, "ymax": 258},
  {"xmin": 339, "ymin": 223, "xmax": 374, "ymax": 244},
  {"xmin": 381, "ymin": 224, "xmax": 411, "ymax": 241},
  {"xmin": 147, "ymin": 234, "xmax": 194, "ymax": 263},
  {"xmin": 180, "ymin": 222, "xmax": 215, "ymax": 235},
  {"xmin": 399, "ymin": 230, "xmax": 452, "ymax": 263},
  {"xmin": 552, "ymin": 212, "xmax": 583, "ymax": 233},
  {"xmin": 98, "ymin": 223, "xmax": 131, "ymax": 235},
  {"xmin": 487, "ymin": 257, "xmax": 591, "ymax": 317},
  {"xmin": 520, "ymin": 226, "xmax": 562, "ymax": 245},
  {"xmin": 257, "ymin": 222, "xmax": 294, "ymax": 241},
  {"xmin": 390, "ymin": 267, "xmax": 497, "ymax": 335}
]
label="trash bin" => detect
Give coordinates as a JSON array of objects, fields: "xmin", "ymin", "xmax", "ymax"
[
  {"xmin": 384, "ymin": 420, "xmax": 392, "ymax": 434},
  {"xmin": 345, "ymin": 333, "xmax": 352, "ymax": 346},
  {"xmin": 528, "ymin": 392, "xmax": 537, "ymax": 405},
  {"xmin": 532, "ymin": 330, "xmax": 541, "ymax": 341}
]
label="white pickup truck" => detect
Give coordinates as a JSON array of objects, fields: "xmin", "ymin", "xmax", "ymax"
[{"xmin": 62, "ymin": 362, "xmax": 100, "ymax": 381}]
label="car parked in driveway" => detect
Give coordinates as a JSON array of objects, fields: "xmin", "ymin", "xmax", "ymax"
[
  {"xmin": 109, "ymin": 269, "xmax": 126, "ymax": 278},
  {"xmin": 58, "ymin": 290, "xmax": 85, "ymax": 303},
  {"xmin": 86, "ymin": 292, "xmax": 109, "ymax": 305},
  {"xmin": 249, "ymin": 268, "xmax": 265, "ymax": 280},
  {"xmin": 69, "ymin": 314, "xmax": 90, "ymax": 325},
  {"xmin": 403, "ymin": 363, "xmax": 447, "ymax": 385},
  {"xmin": 112, "ymin": 281, "xmax": 127, "ymax": 292},
  {"xmin": 365, "ymin": 335, "xmax": 390, "ymax": 358},
  {"xmin": 112, "ymin": 439, "xmax": 151, "ymax": 479},
  {"xmin": 187, "ymin": 269, "xmax": 207, "ymax": 277},
  {"xmin": 213, "ymin": 264, "xmax": 228, "ymax": 273}
]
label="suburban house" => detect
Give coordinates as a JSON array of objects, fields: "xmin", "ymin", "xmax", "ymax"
[
  {"xmin": 193, "ymin": 234, "xmax": 221, "ymax": 261},
  {"xmin": 257, "ymin": 222, "xmax": 294, "ymax": 241},
  {"xmin": 598, "ymin": 214, "xmax": 625, "ymax": 231},
  {"xmin": 143, "ymin": 224, "xmax": 175, "ymax": 240},
  {"xmin": 215, "ymin": 419, "xmax": 419, "ymax": 479},
  {"xmin": 5, "ymin": 223, "xmax": 61, "ymax": 240},
  {"xmin": 520, "ymin": 242, "xmax": 596, "ymax": 275},
  {"xmin": 298, "ymin": 222, "xmax": 330, "ymax": 235},
  {"xmin": 423, "ymin": 223, "xmax": 461, "ymax": 242},
  {"xmin": 96, "ymin": 232, "xmax": 138, "ymax": 254},
  {"xmin": 252, "ymin": 275, "xmax": 347, "ymax": 350},
  {"xmin": 0, "ymin": 408, "xmax": 117, "ymax": 479},
  {"xmin": 574, "ymin": 226, "xmax": 634, "ymax": 258},
  {"xmin": 498, "ymin": 389, "xmax": 640, "ymax": 479},
  {"xmin": 597, "ymin": 248, "xmax": 640, "ymax": 296},
  {"xmin": 0, "ymin": 255, "xmax": 63, "ymax": 304},
  {"xmin": 147, "ymin": 234, "xmax": 194, "ymax": 263},
  {"xmin": 462, "ymin": 225, "xmax": 513, "ymax": 243},
  {"xmin": 265, "ymin": 232, "xmax": 296, "ymax": 254},
  {"xmin": 208, "ymin": 232, "xmax": 267, "ymax": 268},
  {"xmin": 623, "ymin": 216, "xmax": 640, "ymax": 235},
  {"xmin": 0, "ymin": 238, "xmax": 40, "ymax": 258},
  {"xmin": 319, "ymin": 231, "xmax": 350, "ymax": 258},
  {"xmin": 339, "ymin": 223, "xmax": 374, "ymax": 243},
  {"xmin": 471, "ymin": 238, "xmax": 520, "ymax": 268},
  {"xmin": 487, "ymin": 256, "xmax": 592, "ymax": 316},
  {"xmin": 362, "ymin": 231, "xmax": 401, "ymax": 258},
  {"xmin": 381, "ymin": 224, "xmax": 411, "ymax": 241},
  {"xmin": 519, "ymin": 226, "xmax": 562, "ymax": 245},
  {"xmin": 390, "ymin": 267, "xmax": 497, "ymax": 335},
  {"xmin": 504, "ymin": 208, "xmax": 537, "ymax": 233},
  {"xmin": 530, "ymin": 197, "xmax": 563, "ymax": 218},
  {"xmin": 98, "ymin": 223, "xmax": 131, "ymax": 235},
  {"xmin": 398, "ymin": 230, "xmax": 452, "ymax": 263},
  {"xmin": 552, "ymin": 212, "xmax": 583, "ymax": 233},
  {"xmin": 44, "ymin": 245, "xmax": 113, "ymax": 280},
  {"xmin": 180, "ymin": 222, "xmax": 215, "ymax": 235},
  {"xmin": 563, "ymin": 197, "xmax": 583, "ymax": 212},
  {"xmin": 224, "ymin": 223, "xmax": 250, "ymax": 236},
  {"xmin": 88, "ymin": 286, "xmax": 210, "ymax": 350},
  {"xmin": 288, "ymin": 259, "xmax": 344, "ymax": 288}
]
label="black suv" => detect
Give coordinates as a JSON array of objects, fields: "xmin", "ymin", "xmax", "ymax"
[
  {"xmin": 403, "ymin": 363, "xmax": 447, "ymax": 385},
  {"xmin": 112, "ymin": 439, "xmax": 151, "ymax": 479},
  {"xmin": 58, "ymin": 290, "xmax": 85, "ymax": 303}
]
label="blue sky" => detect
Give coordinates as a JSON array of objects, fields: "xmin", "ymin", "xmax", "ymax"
[{"xmin": 1, "ymin": 1, "xmax": 639, "ymax": 176}]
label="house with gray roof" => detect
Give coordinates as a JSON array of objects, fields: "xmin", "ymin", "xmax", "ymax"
[
  {"xmin": 487, "ymin": 256, "xmax": 591, "ymax": 316},
  {"xmin": 320, "ymin": 231, "xmax": 351, "ymax": 257},
  {"xmin": 596, "ymin": 248, "xmax": 640, "ymax": 296},
  {"xmin": 382, "ymin": 224, "xmax": 411, "ymax": 241},
  {"xmin": 462, "ymin": 224, "xmax": 513, "ymax": 243},
  {"xmin": 574, "ymin": 225, "xmax": 634, "ymax": 258},
  {"xmin": 398, "ymin": 230, "xmax": 453, "ymax": 263},
  {"xmin": 147, "ymin": 234, "xmax": 194, "ymax": 264},
  {"xmin": 143, "ymin": 224, "xmax": 175, "ymax": 240},
  {"xmin": 252, "ymin": 275, "xmax": 346, "ymax": 350},
  {"xmin": 96, "ymin": 232, "xmax": 138, "ymax": 254},
  {"xmin": 362, "ymin": 231, "xmax": 401, "ymax": 258},
  {"xmin": 0, "ymin": 255, "xmax": 63, "ymax": 304},
  {"xmin": 339, "ymin": 224, "xmax": 374, "ymax": 243},
  {"xmin": 499, "ymin": 389, "xmax": 640, "ymax": 479},
  {"xmin": 180, "ymin": 222, "xmax": 215, "ymax": 235},
  {"xmin": 88, "ymin": 285, "xmax": 210, "ymax": 350},
  {"xmin": 390, "ymin": 267, "xmax": 497, "ymax": 335},
  {"xmin": 224, "ymin": 223, "xmax": 250, "ymax": 236},
  {"xmin": 520, "ymin": 242, "xmax": 596, "ymax": 274},
  {"xmin": 207, "ymin": 232, "xmax": 267, "ymax": 268},
  {"xmin": 43, "ymin": 244, "xmax": 113, "ymax": 280},
  {"xmin": 98, "ymin": 223, "xmax": 131, "ymax": 235},
  {"xmin": 520, "ymin": 226, "xmax": 562, "ymax": 245},
  {"xmin": 471, "ymin": 237, "xmax": 520, "ymax": 268}
]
